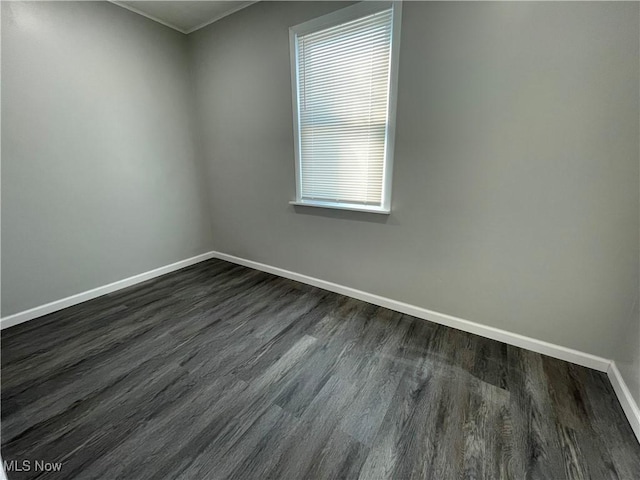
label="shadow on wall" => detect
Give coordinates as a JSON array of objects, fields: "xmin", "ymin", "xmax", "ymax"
[{"xmin": 291, "ymin": 204, "xmax": 397, "ymax": 225}]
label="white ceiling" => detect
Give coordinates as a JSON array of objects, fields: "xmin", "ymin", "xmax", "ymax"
[{"xmin": 113, "ymin": 1, "xmax": 257, "ymax": 34}]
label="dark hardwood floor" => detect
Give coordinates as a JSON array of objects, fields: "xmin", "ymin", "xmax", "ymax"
[{"xmin": 1, "ymin": 259, "xmax": 639, "ymax": 479}]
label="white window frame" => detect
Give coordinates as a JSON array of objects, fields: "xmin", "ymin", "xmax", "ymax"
[{"xmin": 288, "ymin": 1, "xmax": 402, "ymax": 214}]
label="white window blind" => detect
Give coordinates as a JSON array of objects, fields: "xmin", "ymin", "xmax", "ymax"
[{"xmin": 290, "ymin": 2, "xmax": 400, "ymax": 213}]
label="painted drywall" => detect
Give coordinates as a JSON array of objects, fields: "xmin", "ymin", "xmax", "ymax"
[
  {"xmin": 615, "ymin": 156, "xmax": 640, "ymax": 404},
  {"xmin": 190, "ymin": 1, "xmax": 640, "ymax": 360},
  {"xmin": 1, "ymin": 1, "xmax": 213, "ymax": 316},
  {"xmin": 617, "ymin": 296, "xmax": 640, "ymax": 405},
  {"xmin": 631, "ymin": 319, "xmax": 640, "ymax": 405}
]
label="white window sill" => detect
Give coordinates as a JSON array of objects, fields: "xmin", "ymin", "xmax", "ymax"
[{"xmin": 290, "ymin": 200, "xmax": 390, "ymax": 215}]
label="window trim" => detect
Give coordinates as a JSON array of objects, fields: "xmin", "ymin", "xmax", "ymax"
[{"xmin": 288, "ymin": 1, "xmax": 402, "ymax": 215}]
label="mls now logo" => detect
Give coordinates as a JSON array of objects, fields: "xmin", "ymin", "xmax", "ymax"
[{"xmin": 3, "ymin": 459, "xmax": 63, "ymax": 473}]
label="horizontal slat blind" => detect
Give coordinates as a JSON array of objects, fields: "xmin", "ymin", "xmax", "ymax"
[{"xmin": 295, "ymin": 8, "xmax": 393, "ymax": 206}]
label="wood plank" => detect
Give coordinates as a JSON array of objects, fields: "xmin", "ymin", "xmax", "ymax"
[{"xmin": 1, "ymin": 259, "xmax": 638, "ymax": 479}]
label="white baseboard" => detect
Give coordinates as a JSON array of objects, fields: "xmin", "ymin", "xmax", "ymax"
[
  {"xmin": 2, "ymin": 249, "xmax": 638, "ymax": 443},
  {"xmin": 607, "ymin": 363, "xmax": 640, "ymax": 442},
  {"xmin": 0, "ymin": 249, "xmax": 613, "ymax": 372},
  {"xmin": 211, "ymin": 251, "xmax": 611, "ymax": 372},
  {"xmin": 214, "ymin": 251, "xmax": 640, "ymax": 441},
  {"xmin": 0, "ymin": 252, "xmax": 216, "ymax": 330}
]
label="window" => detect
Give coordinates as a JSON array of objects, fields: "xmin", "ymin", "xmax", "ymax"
[{"xmin": 289, "ymin": 1, "xmax": 402, "ymax": 214}]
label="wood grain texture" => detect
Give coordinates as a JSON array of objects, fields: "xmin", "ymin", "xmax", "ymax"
[{"xmin": 2, "ymin": 259, "xmax": 639, "ymax": 479}]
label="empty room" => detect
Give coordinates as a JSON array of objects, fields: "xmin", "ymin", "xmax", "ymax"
[{"xmin": 1, "ymin": 0, "xmax": 639, "ymax": 478}]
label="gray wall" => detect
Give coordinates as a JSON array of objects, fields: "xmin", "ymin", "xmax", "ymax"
[
  {"xmin": 1, "ymin": 1, "xmax": 213, "ymax": 316},
  {"xmin": 616, "ymin": 298, "xmax": 640, "ymax": 405},
  {"xmin": 190, "ymin": 1, "xmax": 640, "ymax": 363},
  {"xmin": 2, "ymin": 1, "xmax": 638, "ymax": 399}
]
